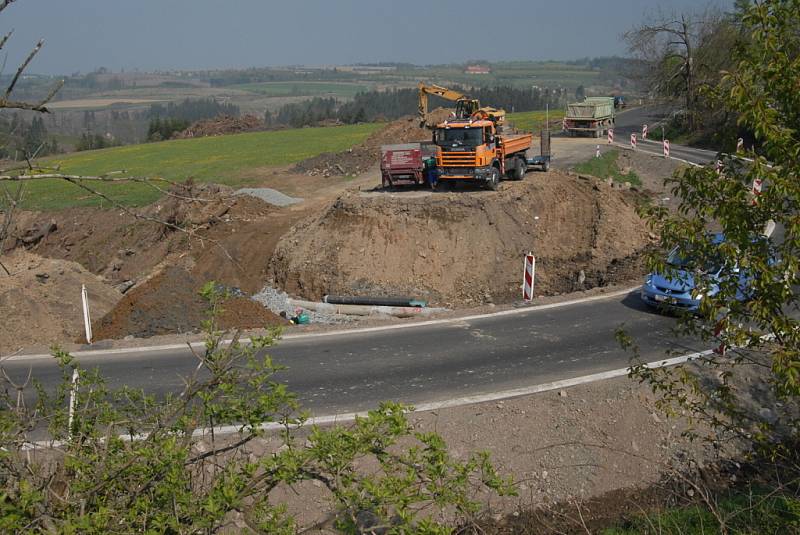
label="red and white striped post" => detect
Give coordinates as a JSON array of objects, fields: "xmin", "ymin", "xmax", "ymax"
[
  {"xmin": 562, "ymin": 117, "xmax": 567, "ymax": 131},
  {"xmin": 663, "ymin": 139, "xmax": 670, "ymax": 158},
  {"xmin": 607, "ymin": 128, "xmax": 613, "ymax": 144},
  {"xmin": 642, "ymin": 124, "xmax": 648, "ymax": 140},
  {"xmin": 752, "ymin": 177, "xmax": 763, "ymax": 205},
  {"xmin": 522, "ymin": 253, "xmax": 535, "ymax": 302},
  {"xmin": 630, "ymin": 133, "xmax": 637, "ymax": 150},
  {"xmin": 715, "ymin": 160, "xmax": 724, "ymax": 175}
]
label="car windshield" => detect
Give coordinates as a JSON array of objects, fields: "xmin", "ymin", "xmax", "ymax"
[
  {"xmin": 666, "ymin": 247, "xmax": 722, "ymax": 274},
  {"xmin": 437, "ymin": 127, "xmax": 483, "ymax": 147}
]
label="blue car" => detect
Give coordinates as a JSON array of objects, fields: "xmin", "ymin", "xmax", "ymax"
[{"xmin": 640, "ymin": 234, "xmax": 744, "ymax": 313}]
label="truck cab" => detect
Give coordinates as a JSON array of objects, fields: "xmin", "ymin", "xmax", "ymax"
[{"xmin": 433, "ymin": 119, "xmax": 532, "ymax": 190}]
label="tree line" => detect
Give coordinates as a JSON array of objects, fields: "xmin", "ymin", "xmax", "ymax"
[
  {"xmin": 0, "ymin": 113, "xmax": 61, "ymax": 159},
  {"xmin": 266, "ymin": 85, "xmax": 569, "ymax": 128}
]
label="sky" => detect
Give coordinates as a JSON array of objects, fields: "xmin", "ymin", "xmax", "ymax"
[{"xmin": 2, "ymin": 0, "xmax": 732, "ymax": 75}]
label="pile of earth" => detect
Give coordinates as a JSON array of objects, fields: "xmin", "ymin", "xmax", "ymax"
[
  {"xmin": 6, "ymin": 181, "xmax": 285, "ymax": 295},
  {"xmin": 290, "ymin": 108, "xmax": 451, "ymax": 177},
  {"xmin": 6, "ymin": 182, "xmax": 301, "ymax": 342},
  {"xmin": 269, "ymin": 171, "xmax": 653, "ymax": 307},
  {"xmin": 0, "ymin": 250, "xmax": 121, "ymax": 353},
  {"xmin": 92, "ymin": 266, "xmax": 286, "ymax": 341},
  {"xmin": 174, "ymin": 114, "xmax": 263, "ymax": 139}
]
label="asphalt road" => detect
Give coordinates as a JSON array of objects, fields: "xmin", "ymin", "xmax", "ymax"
[
  {"xmin": 613, "ymin": 106, "xmax": 719, "ymax": 166},
  {"xmin": 3, "ymin": 291, "xmax": 704, "ymax": 416}
]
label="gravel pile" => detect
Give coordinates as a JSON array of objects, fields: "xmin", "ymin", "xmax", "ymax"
[
  {"xmin": 235, "ymin": 188, "xmax": 303, "ymax": 207},
  {"xmin": 252, "ymin": 285, "xmax": 355, "ymax": 325}
]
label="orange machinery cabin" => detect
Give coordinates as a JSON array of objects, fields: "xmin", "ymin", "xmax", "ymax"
[{"xmin": 434, "ymin": 118, "xmax": 532, "ymax": 180}]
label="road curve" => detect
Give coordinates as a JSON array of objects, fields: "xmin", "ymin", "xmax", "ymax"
[
  {"xmin": 2, "ymin": 290, "xmax": 703, "ymax": 415},
  {"xmin": 613, "ymin": 106, "xmax": 718, "ymax": 166}
]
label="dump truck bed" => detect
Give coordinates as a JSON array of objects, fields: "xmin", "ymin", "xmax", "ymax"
[
  {"xmin": 566, "ymin": 97, "xmax": 615, "ymax": 120},
  {"xmin": 499, "ymin": 133, "xmax": 532, "ymax": 155}
]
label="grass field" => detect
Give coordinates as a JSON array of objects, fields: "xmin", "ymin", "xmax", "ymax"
[
  {"xmin": 506, "ymin": 110, "xmax": 565, "ymax": 132},
  {"xmin": 601, "ymin": 489, "xmax": 800, "ymax": 534},
  {"xmin": 24, "ymin": 123, "xmax": 381, "ymax": 210},
  {"xmin": 573, "ymin": 150, "xmax": 642, "ymax": 186},
  {"xmin": 233, "ymin": 81, "xmax": 374, "ymax": 98}
]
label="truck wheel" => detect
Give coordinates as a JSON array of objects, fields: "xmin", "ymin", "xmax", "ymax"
[
  {"xmin": 486, "ymin": 166, "xmax": 500, "ymax": 191},
  {"xmin": 542, "ymin": 160, "xmax": 551, "ymax": 172},
  {"xmin": 513, "ymin": 158, "xmax": 526, "ymax": 180}
]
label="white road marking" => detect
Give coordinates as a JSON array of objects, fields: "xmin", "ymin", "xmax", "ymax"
[{"xmin": 5, "ymin": 287, "xmax": 640, "ymax": 362}]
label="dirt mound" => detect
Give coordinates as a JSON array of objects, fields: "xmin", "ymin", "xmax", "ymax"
[
  {"xmin": 269, "ymin": 172, "xmax": 652, "ymax": 307},
  {"xmin": 0, "ymin": 250, "xmax": 121, "ymax": 353},
  {"xmin": 92, "ymin": 266, "xmax": 286, "ymax": 341},
  {"xmin": 174, "ymin": 114, "xmax": 263, "ymax": 139},
  {"xmin": 6, "ymin": 182, "xmax": 280, "ymax": 295},
  {"xmin": 290, "ymin": 109, "xmax": 450, "ymax": 178}
]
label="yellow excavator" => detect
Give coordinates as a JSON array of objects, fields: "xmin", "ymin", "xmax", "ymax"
[{"xmin": 417, "ymin": 82, "xmax": 505, "ymax": 128}]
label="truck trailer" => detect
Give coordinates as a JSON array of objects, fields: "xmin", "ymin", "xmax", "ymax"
[{"xmin": 564, "ymin": 97, "xmax": 616, "ymax": 138}]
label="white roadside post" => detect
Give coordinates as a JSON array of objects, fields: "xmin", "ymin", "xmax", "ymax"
[
  {"xmin": 81, "ymin": 284, "xmax": 92, "ymax": 344},
  {"xmin": 737, "ymin": 137, "xmax": 744, "ymax": 153},
  {"xmin": 595, "ymin": 145, "xmax": 600, "ymax": 158},
  {"xmin": 68, "ymin": 368, "xmax": 78, "ymax": 440},
  {"xmin": 522, "ymin": 253, "xmax": 535, "ymax": 302}
]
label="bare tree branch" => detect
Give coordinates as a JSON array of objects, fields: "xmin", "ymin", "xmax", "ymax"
[
  {"xmin": 4, "ymin": 38, "xmax": 42, "ymax": 100},
  {"xmin": 0, "ymin": 0, "xmax": 16, "ymax": 15},
  {"xmin": 0, "ymin": 29, "xmax": 12, "ymax": 51}
]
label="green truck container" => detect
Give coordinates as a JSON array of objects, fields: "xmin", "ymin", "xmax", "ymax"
[{"xmin": 564, "ymin": 97, "xmax": 616, "ymax": 138}]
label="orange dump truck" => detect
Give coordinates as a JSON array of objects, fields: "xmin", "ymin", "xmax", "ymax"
[{"xmin": 433, "ymin": 118, "xmax": 533, "ymax": 190}]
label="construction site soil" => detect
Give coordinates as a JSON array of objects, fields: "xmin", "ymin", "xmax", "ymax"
[
  {"xmin": 91, "ymin": 266, "xmax": 286, "ymax": 341},
  {"xmin": 2, "ymin": 116, "xmax": 664, "ymax": 344},
  {"xmin": 269, "ymin": 171, "xmax": 652, "ymax": 307},
  {"xmin": 5, "ymin": 182, "xmax": 294, "ymax": 342},
  {"xmin": 0, "ymin": 250, "xmax": 121, "ymax": 352}
]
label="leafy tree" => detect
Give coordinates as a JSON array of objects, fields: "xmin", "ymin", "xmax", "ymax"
[{"xmin": 628, "ymin": 0, "xmax": 799, "ymax": 455}]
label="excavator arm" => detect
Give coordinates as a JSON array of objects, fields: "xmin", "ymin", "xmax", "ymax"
[
  {"xmin": 417, "ymin": 82, "xmax": 503, "ymax": 128},
  {"xmin": 418, "ymin": 82, "xmax": 479, "ymax": 127}
]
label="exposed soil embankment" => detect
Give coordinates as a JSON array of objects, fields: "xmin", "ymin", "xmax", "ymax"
[
  {"xmin": 269, "ymin": 172, "xmax": 652, "ymax": 307},
  {"xmin": 92, "ymin": 266, "xmax": 286, "ymax": 341},
  {"xmin": 0, "ymin": 251, "xmax": 121, "ymax": 352}
]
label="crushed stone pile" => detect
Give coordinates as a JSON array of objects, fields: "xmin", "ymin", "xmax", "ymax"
[
  {"xmin": 269, "ymin": 171, "xmax": 653, "ymax": 307},
  {"xmin": 252, "ymin": 285, "xmax": 355, "ymax": 325},
  {"xmin": 0, "ymin": 250, "xmax": 121, "ymax": 353},
  {"xmin": 235, "ymin": 188, "xmax": 303, "ymax": 207},
  {"xmin": 174, "ymin": 114, "xmax": 263, "ymax": 139},
  {"xmin": 290, "ymin": 108, "xmax": 451, "ymax": 178}
]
